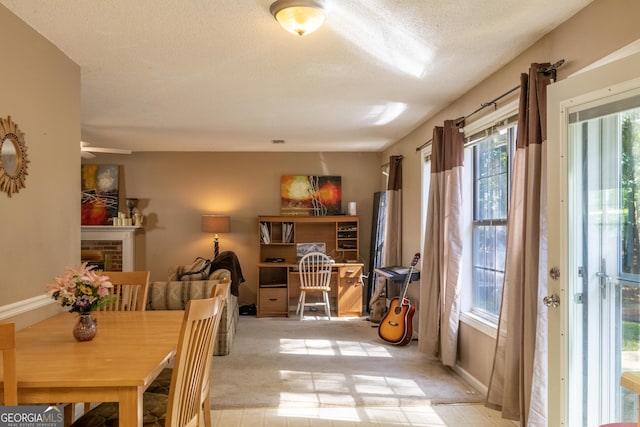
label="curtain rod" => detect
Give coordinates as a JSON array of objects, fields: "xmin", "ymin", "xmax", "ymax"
[{"xmin": 414, "ymin": 59, "xmax": 565, "ymax": 152}]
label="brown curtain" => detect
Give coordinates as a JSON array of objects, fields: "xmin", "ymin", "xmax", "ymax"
[
  {"xmin": 418, "ymin": 119, "xmax": 464, "ymax": 367},
  {"xmin": 486, "ymin": 63, "xmax": 553, "ymax": 425},
  {"xmin": 368, "ymin": 155, "xmax": 403, "ymax": 319},
  {"xmin": 383, "ymin": 155, "xmax": 403, "ymax": 266}
]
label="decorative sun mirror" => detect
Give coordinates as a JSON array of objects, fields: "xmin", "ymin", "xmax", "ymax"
[{"xmin": 0, "ymin": 116, "xmax": 29, "ymax": 197}]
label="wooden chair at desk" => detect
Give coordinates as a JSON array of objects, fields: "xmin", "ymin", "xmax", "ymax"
[
  {"xmin": 0, "ymin": 322, "xmax": 17, "ymax": 406},
  {"xmin": 71, "ymin": 296, "xmax": 224, "ymax": 427},
  {"xmin": 296, "ymin": 252, "xmax": 334, "ymax": 320}
]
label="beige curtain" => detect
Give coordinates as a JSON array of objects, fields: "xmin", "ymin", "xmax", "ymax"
[
  {"xmin": 486, "ymin": 63, "xmax": 553, "ymax": 425},
  {"xmin": 418, "ymin": 119, "xmax": 464, "ymax": 367}
]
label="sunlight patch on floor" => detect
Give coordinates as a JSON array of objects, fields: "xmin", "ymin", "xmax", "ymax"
[
  {"xmin": 278, "ymin": 391, "xmax": 357, "ymax": 407},
  {"xmin": 276, "ymin": 369, "xmax": 428, "ymax": 409},
  {"xmin": 280, "ymin": 338, "xmax": 336, "ymax": 355},
  {"xmin": 280, "ymin": 337, "xmax": 393, "ymax": 357},
  {"xmin": 336, "ymin": 340, "xmax": 393, "ymax": 357},
  {"xmin": 213, "ymin": 404, "xmax": 520, "ymax": 426},
  {"xmin": 353, "ymin": 375, "xmax": 426, "ymax": 397},
  {"xmin": 222, "ymin": 404, "xmax": 451, "ymax": 425},
  {"xmin": 277, "ymin": 405, "xmax": 361, "ymax": 421}
]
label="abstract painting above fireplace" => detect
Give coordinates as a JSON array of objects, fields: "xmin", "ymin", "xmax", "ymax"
[{"xmin": 81, "ymin": 164, "xmax": 119, "ymax": 225}]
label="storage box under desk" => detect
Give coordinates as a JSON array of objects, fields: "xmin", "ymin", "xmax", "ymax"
[{"xmin": 258, "ymin": 286, "xmax": 288, "ymax": 317}]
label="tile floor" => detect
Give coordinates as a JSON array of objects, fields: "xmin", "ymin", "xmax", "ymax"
[{"xmin": 211, "ymin": 403, "xmax": 519, "ymax": 426}]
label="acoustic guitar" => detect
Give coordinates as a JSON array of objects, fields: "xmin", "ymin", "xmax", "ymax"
[{"xmin": 378, "ymin": 253, "xmax": 420, "ymax": 346}]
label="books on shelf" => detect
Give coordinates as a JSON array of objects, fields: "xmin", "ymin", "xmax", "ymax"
[
  {"xmin": 261, "ymin": 221, "xmax": 293, "ymax": 244},
  {"xmin": 260, "ymin": 222, "xmax": 270, "ymax": 244},
  {"xmin": 282, "ymin": 222, "xmax": 293, "ymax": 243}
]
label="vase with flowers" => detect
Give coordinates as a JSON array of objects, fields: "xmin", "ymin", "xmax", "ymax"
[{"xmin": 46, "ymin": 262, "xmax": 114, "ymax": 341}]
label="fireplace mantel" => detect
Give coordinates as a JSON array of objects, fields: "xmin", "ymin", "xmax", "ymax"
[{"xmin": 81, "ymin": 226, "xmax": 142, "ymax": 271}]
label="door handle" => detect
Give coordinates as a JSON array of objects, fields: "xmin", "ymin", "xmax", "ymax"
[
  {"xmin": 543, "ymin": 294, "xmax": 560, "ymax": 308},
  {"xmin": 597, "ymin": 258, "xmax": 610, "ymax": 299},
  {"xmin": 596, "ymin": 271, "xmax": 611, "ymax": 299}
]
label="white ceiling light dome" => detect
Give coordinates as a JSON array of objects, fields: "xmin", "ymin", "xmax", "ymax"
[{"xmin": 270, "ymin": 0, "xmax": 327, "ymax": 36}]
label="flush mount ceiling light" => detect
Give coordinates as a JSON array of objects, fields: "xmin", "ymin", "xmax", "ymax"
[{"xmin": 270, "ymin": 0, "xmax": 327, "ymax": 36}]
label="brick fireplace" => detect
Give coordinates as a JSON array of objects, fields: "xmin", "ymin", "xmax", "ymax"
[
  {"xmin": 80, "ymin": 226, "xmax": 139, "ymax": 271},
  {"xmin": 81, "ymin": 242, "xmax": 122, "ymax": 271}
]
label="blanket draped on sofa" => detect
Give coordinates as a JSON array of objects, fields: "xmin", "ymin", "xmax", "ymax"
[{"xmin": 209, "ymin": 251, "xmax": 245, "ymax": 296}]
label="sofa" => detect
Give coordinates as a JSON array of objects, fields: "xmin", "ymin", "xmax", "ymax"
[{"xmin": 146, "ymin": 267, "xmax": 238, "ymax": 356}]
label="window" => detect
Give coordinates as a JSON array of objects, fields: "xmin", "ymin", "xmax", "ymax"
[
  {"xmin": 469, "ymin": 122, "xmax": 516, "ymax": 321},
  {"xmin": 420, "ymin": 110, "xmax": 517, "ymax": 327}
]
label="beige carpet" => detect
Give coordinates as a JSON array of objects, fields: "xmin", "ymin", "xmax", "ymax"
[{"xmin": 210, "ymin": 315, "xmax": 484, "ymax": 410}]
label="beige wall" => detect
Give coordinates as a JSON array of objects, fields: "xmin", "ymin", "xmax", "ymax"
[
  {"xmin": 82, "ymin": 151, "xmax": 382, "ymax": 306},
  {"xmin": 0, "ymin": 5, "xmax": 80, "ymax": 328},
  {"xmin": 382, "ymin": 0, "xmax": 640, "ymax": 387},
  {"xmin": 3, "ymin": 0, "xmax": 639, "ymax": 392}
]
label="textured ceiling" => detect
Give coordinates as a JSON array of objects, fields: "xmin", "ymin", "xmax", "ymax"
[{"xmin": 1, "ymin": 0, "xmax": 592, "ymax": 153}]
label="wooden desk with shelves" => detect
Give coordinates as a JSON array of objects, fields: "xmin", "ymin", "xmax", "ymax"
[
  {"xmin": 258, "ymin": 262, "xmax": 364, "ymax": 318},
  {"xmin": 257, "ymin": 215, "xmax": 363, "ymax": 318}
]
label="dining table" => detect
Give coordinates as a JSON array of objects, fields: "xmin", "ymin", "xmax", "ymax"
[
  {"xmin": 0, "ymin": 310, "xmax": 184, "ymax": 426},
  {"xmin": 621, "ymin": 371, "xmax": 640, "ymax": 427}
]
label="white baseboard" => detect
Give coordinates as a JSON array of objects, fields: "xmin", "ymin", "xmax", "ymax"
[
  {"xmin": 453, "ymin": 363, "xmax": 488, "ymax": 397},
  {"xmin": 0, "ymin": 295, "xmax": 54, "ymax": 321},
  {"xmin": 0, "ymin": 295, "xmax": 61, "ymax": 330}
]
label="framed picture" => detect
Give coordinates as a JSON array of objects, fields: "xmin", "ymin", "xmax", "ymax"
[
  {"xmin": 280, "ymin": 175, "xmax": 342, "ymax": 216},
  {"xmin": 81, "ymin": 164, "xmax": 119, "ymax": 225},
  {"xmin": 296, "ymin": 242, "xmax": 326, "ymax": 261}
]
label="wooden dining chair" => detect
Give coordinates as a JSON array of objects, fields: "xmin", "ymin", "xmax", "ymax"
[
  {"xmin": 146, "ymin": 281, "xmax": 230, "ymax": 427},
  {"xmin": 296, "ymin": 252, "xmax": 334, "ymax": 320},
  {"xmin": 71, "ymin": 296, "xmax": 224, "ymax": 427},
  {"xmin": 76, "ymin": 271, "xmax": 151, "ymax": 416},
  {"xmin": 99, "ymin": 271, "xmax": 150, "ymax": 311},
  {"xmin": 0, "ymin": 322, "xmax": 17, "ymax": 406},
  {"xmin": 201, "ymin": 282, "xmax": 229, "ymax": 426}
]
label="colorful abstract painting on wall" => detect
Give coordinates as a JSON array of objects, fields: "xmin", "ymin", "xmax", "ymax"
[
  {"xmin": 81, "ymin": 164, "xmax": 119, "ymax": 225},
  {"xmin": 281, "ymin": 175, "xmax": 342, "ymax": 216}
]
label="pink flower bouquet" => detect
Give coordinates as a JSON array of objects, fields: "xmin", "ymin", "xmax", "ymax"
[{"xmin": 46, "ymin": 262, "xmax": 114, "ymax": 313}]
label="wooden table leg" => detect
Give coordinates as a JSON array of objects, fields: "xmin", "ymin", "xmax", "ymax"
[
  {"xmin": 119, "ymin": 387, "xmax": 143, "ymax": 427},
  {"xmin": 63, "ymin": 403, "xmax": 74, "ymax": 427}
]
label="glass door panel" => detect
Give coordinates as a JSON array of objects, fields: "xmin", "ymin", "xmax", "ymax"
[{"xmin": 567, "ymin": 97, "xmax": 640, "ymax": 426}]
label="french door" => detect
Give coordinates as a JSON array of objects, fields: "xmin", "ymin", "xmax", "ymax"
[
  {"xmin": 548, "ymin": 52, "xmax": 640, "ymax": 426},
  {"xmin": 566, "ymin": 93, "xmax": 640, "ymax": 425}
]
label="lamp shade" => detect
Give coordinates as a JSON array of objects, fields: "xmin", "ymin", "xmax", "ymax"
[
  {"xmin": 270, "ymin": 0, "xmax": 327, "ymax": 36},
  {"xmin": 201, "ymin": 215, "xmax": 230, "ymax": 234}
]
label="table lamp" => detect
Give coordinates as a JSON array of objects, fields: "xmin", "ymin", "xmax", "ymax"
[{"xmin": 201, "ymin": 214, "xmax": 230, "ymax": 259}]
